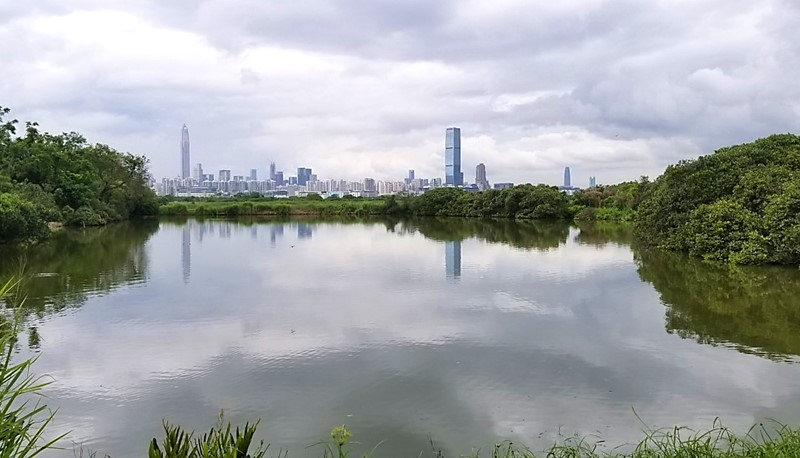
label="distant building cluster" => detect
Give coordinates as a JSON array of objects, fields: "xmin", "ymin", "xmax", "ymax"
[{"xmin": 154, "ymin": 125, "xmax": 594, "ymax": 198}]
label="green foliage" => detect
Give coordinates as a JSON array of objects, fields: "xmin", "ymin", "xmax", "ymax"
[
  {"xmin": 0, "ymin": 106, "xmax": 158, "ymax": 242},
  {"xmin": 148, "ymin": 416, "xmax": 266, "ymax": 458},
  {"xmin": 635, "ymin": 134, "xmax": 800, "ymax": 265},
  {"xmin": 402, "ymin": 185, "xmax": 571, "ymax": 219},
  {"xmin": 0, "ymin": 193, "xmax": 50, "ymax": 242},
  {"xmin": 0, "ymin": 279, "xmax": 65, "ymax": 457},
  {"xmin": 635, "ymin": 246, "xmax": 800, "ymax": 359}
]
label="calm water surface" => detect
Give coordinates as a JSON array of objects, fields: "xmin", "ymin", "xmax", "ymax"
[{"xmin": 2, "ymin": 218, "xmax": 800, "ymax": 457}]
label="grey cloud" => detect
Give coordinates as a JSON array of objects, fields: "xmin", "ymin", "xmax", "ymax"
[{"xmin": 1, "ymin": 0, "xmax": 799, "ymax": 183}]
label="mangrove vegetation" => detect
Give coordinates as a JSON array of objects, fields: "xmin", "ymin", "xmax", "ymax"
[{"xmin": 0, "ymin": 106, "xmax": 158, "ymax": 244}]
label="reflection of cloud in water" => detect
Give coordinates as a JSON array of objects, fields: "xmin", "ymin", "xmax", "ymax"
[{"xmin": 19, "ymin": 219, "xmax": 800, "ymax": 457}]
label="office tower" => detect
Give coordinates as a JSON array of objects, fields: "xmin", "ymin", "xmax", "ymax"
[
  {"xmin": 445, "ymin": 240, "xmax": 461, "ymax": 279},
  {"xmin": 275, "ymin": 171, "xmax": 284, "ymax": 186},
  {"xmin": 269, "ymin": 162, "xmax": 277, "ymax": 181},
  {"xmin": 564, "ymin": 167, "xmax": 571, "ymax": 188},
  {"xmin": 445, "ymin": 127, "xmax": 462, "ymax": 186},
  {"xmin": 219, "ymin": 169, "xmax": 231, "ymax": 182},
  {"xmin": 289, "ymin": 177, "xmax": 298, "ymax": 185},
  {"xmin": 250, "ymin": 169, "xmax": 258, "ymax": 181},
  {"xmin": 297, "ymin": 167, "xmax": 312, "ymax": 186},
  {"xmin": 476, "ymin": 163, "xmax": 490, "ymax": 191},
  {"xmin": 181, "ymin": 124, "xmax": 191, "ymax": 179},
  {"xmin": 192, "ymin": 163, "xmax": 204, "ymax": 181},
  {"xmin": 589, "ymin": 176, "xmax": 596, "ymax": 187},
  {"xmin": 408, "ymin": 169, "xmax": 415, "ymax": 183}
]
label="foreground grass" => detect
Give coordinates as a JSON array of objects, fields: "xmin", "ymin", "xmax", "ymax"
[{"xmin": 141, "ymin": 420, "xmax": 800, "ymax": 458}]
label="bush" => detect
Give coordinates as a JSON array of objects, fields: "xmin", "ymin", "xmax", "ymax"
[{"xmin": 0, "ymin": 193, "xmax": 50, "ymax": 242}]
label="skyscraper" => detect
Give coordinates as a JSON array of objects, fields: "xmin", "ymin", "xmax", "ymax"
[
  {"xmin": 297, "ymin": 167, "xmax": 312, "ymax": 186},
  {"xmin": 269, "ymin": 162, "xmax": 277, "ymax": 181},
  {"xmin": 218, "ymin": 169, "xmax": 231, "ymax": 182},
  {"xmin": 445, "ymin": 127, "xmax": 462, "ymax": 186},
  {"xmin": 181, "ymin": 124, "xmax": 190, "ymax": 179},
  {"xmin": 192, "ymin": 163, "xmax": 204, "ymax": 181},
  {"xmin": 476, "ymin": 163, "xmax": 490, "ymax": 190},
  {"xmin": 250, "ymin": 169, "xmax": 258, "ymax": 181},
  {"xmin": 564, "ymin": 167, "xmax": 571, "ymax": 188},
  {"xmin": 589, "ymin": 176, "xmax": 597, "ymax": 187},
  {"xmin": 275, "ymin": 171, "xmax": 284, "ymax": 186}
]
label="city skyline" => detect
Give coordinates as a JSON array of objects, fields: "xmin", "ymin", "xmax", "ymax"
[{"xmin": 162, "ymin": 124, "xmax": 595, "ymax": 196}]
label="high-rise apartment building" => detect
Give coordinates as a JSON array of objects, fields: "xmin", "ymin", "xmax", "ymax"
[
  {"xmin": 218, "ymin": 169, "xmax": 231, "ymax": 182},
  {"xmin": 250, "ymin": 169, "xmax": 258, "ymax": 181},
  {"xmin": 476, "ymin": 163, "xmax": 490, "ymax": 191},
  {"xmin": 297, "ymin": 167, "xmax": 312, "ymax": 186},
  {"xmin": 181, "ymin": 124, "xmax": 191, "ymax": 179},
  {"xmin": 564, "ymin": 167, "xmax": 571, "ymax": 188},
  {"xmin": 192, "ymin": 163, "xmax": 204, "ymax": 181},
  {"xmin": 445, "ymin": 127, "xmax": 463, "ymax": 186}
]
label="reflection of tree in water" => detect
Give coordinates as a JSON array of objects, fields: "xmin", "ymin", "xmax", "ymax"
[
  {"xmin": 404, "ymin": 218, "xmax": 570, "ymax": 250},
  {"xmin": 0, "ymin": 220, "xmax": 159, "ymax": 315},
  {"xmin": 573, "ymin": 222, "xmax": 634, "ymax": 246},
  {"xmin": 635, "ymin": 246, "xmax": 800, "ymax": 360}
]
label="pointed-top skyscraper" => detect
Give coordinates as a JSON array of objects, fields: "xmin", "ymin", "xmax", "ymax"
[
  {"xmin": 181, "ymin": 124, "xmax": 191, "ymax": 179},
  {"xmin": 563, "ymin": 166, "xmax": 571, "ymax": 188}
]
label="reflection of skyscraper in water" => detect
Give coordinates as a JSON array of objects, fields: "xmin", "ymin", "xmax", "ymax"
[
  {"xmin": 445, "ymin": 240, "xmax": 461, "ymax": 278},
  {"xmin": 251, "ymin": 224, "xmax": 258, "ymax": 240},
  {"xmin": 270, "ymin": 224, "xmax": 284, "ymax": 246},
  {"xmin": 219, "ymin": 222, "xmax": 232, "ymax": 238},
  {"xmin": 182, "ymin": 224, "xmax": 191, "ymax": 283},
  {"xmin": 297, "ymin": 223, "xmax": 313, "ymax": 240}
]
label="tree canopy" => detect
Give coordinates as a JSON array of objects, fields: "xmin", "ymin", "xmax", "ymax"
[
  {"xmin": 0, "ymin": 106, "xmax": 158, "ymax": 243},
  {"xmin": 634, "ymin": 134, "xmax": 800, "ymax": 265}
]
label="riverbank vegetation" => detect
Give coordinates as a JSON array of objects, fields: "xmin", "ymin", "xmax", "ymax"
[
  {"xmin": 0, "ymin": 106, "xmax": 158, "ymax": 244},
  {"xmin": 635, "ymin": 134, "xmax": 800, "ymax": 265}
]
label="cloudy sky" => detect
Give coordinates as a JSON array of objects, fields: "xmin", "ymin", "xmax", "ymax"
[{"xmin": 1, "ymin": 0, "xmax": 798, "ymax": 185}]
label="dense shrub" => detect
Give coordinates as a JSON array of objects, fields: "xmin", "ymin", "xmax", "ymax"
[
  {"xmin": 635, "ymin": 134, "xmax": 800, "ymax": 265},
  {"xmin": 0, "ymin": 192, "xmax": 50, "ymax": 242}
]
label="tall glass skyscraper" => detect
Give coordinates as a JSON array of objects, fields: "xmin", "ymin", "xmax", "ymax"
[
  {"xmin": 445, "ymin": 127, "xmax": 462, "ymax": 186},
  {"xmin": 563, "ymin": 166, "xmax": 571, "ymax": 188},
  {"xmin": 297, "ymin": 167, "xmax": 312, "ymax": 186},
  {"xmin": 181, "ymin": 124, "xmax": 190, "ymax": 179}
]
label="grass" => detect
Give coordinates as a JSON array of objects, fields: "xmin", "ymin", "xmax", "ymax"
[{"xmin": 0, "ymin": 278, "xmax": 65, "ymax": 457}]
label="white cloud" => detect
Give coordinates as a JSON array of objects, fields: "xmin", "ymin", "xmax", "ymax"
[{"xmin": 1, "ymin": 0, "xmax": 798, "ymax": 184}]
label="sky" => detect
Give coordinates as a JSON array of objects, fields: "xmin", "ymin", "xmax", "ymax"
[{"xmin": 1, "ymin": 0, "xmax": 799, "ymax": 186}]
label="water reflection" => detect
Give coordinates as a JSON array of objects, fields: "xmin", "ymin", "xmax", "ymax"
[
  {"xmin": 182, "ymin": 224, "xmax": 191, "ymax": 284},
  {"xmin": 445, "ymin": 240, "xmax": 461, "ymax": 279},
  {"xmin": 0, "ymin": 220, "xmax": 158, "ymax": 313},
  {"xmin": 3, "ymin": 218, "xmax": 800, "ymax": 458},
  {"xmin": 634, "ymin": 247, "xmax": 800, "ymax": 360}
]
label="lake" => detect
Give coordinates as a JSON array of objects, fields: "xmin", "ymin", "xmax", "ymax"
[{"xmin": 2, "ymin": 217, "xmax": 800, "ymax": 458}]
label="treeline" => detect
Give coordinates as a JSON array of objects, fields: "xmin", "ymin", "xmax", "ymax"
[
  {"xmin": 635, "ymin": 134, "xmax": 800, "ymax": 265},
  {"xmin": 0, "ymin": 106, "xmax": 158, "ymax": 243}
]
